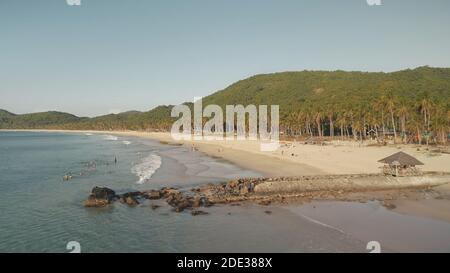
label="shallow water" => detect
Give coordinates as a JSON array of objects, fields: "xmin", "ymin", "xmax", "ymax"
[{"xmin": 0, "ymin": 131, "xmax": 265, "ymax": 252}]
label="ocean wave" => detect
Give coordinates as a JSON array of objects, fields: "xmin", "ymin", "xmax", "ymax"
[
  {"xmin": 85, "ymin": 133, "xmax": 93, "ymax": 136},
  {"xmin": 122, "ymin": 141, "xmax": 132, "ymax": 145},
  {"xmin": 131, "ymin": 154, "xmax": 162, "ymax": 184},
  {"xmin": 103, "ymin": 135, "xmax": 118, "ymax": 141}
]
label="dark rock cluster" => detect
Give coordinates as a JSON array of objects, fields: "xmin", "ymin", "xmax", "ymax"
[
  {"xmin": 83, "ymin": 177, "xmax": 276, "ymax": 211},
  {"xmin": 83, "ymin": 187, "xmax": 118, "ymax": 207},
  {"xmin": 83, "ymin": 186, "xmax": 213, "ymax": 214}
]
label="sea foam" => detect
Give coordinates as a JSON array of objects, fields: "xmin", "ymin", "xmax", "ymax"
[
  {"xmin": 104, "ymin": 135, "xmax": 118, "ymax": 141},
  {"xmin": 131, "ymin": 154, "xmax": 162, "ymax": 184}
]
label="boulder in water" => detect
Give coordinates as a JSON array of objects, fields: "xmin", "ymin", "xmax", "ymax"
[
  {"xmin": 166, "ymin": 192, "xmax": 192, "ymax": 212},
  {"xmin": 145, "ymin": 190, "xmax": 162, "ymax": 200},
  {"xmin": 120, "ymin": 192, "xmax": 140, "ymax": 206},
  {"xmin": 83, "ymin": 187, "xmax": 117, "ymax": 207},
  {"xmin": 160, "ymin": 187, "xmax": 179, "ymax": 198},
  {"xmin": 91, "ymin": 187, "xmax": 117, "ymax": 200},
  {"xmin": 125, "ymin": 196, "xmax": 139, "ymax": 206}
]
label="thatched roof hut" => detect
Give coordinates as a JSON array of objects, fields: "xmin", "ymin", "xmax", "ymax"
[{"xmin": 378, "ymin": 151, "xmax": 424, "ymax": 166}]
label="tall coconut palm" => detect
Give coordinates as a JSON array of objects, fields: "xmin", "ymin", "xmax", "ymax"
[
  {"xmin": 315, "ymin": 111, "xmax": 323, "ymax": 138},
  {"xmin": 419, "ymin": 95, "xmax": 435, "ymax": 146},
  {"xmin": 374, "ymin": 97, "xmax": 387, "ymax": 140},
  {"xmin": 336, "ymin": 114, "xmax": 346, "ymax": 141},
  {"xmin": 384, "ymin": 93, "xmax": 398, "ymax": 144},
  {"xmin": 397, "ymin": 103, "xmax": 409, "ymax": 144}
]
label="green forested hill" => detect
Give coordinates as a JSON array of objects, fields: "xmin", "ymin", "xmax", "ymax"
[
  {"xmin": 1, "ymin": 66, "xmax": 449, "ymax": 144},
  {"xmin": 0, "ymin": 109, "xmax": 16, "ymax": 119},
  {"xmin": 0, "ymin": 109, "xmax": 15, "ymax": 117},
  {"xmin": 0, "ymin": 109, "xmax": 16, "ymax": 127},
  {"xmin": 0, "ymin": 106, "xmax": 176, "ymax": 131},
  {"xmin": 204, "ymin": 66, "xmax": 450, "ymax": 114},
  {"xmin": 0, "ymin": 111, "xmax": 84, "ymax": 129},
  {"xmin": 59, "ymin": 105, "xmax": 176, "ymax": 131}
]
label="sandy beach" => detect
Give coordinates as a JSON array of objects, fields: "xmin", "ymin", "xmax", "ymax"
[
  {"xmin": 108, "ymin": 131, "xmax": 450, "ymax": 176},
  {"xmin": 91, "ymin": 130, "xmax": 450, "ymax": 176}
]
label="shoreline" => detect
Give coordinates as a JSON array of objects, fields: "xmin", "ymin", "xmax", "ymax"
[
  {"xmin": 4, "ymin": 129, "xmax": 450, "ymax": 176},
  {"xmin": 4, "ymin": 129, "xmax": 450, "ymax": 251},
  {"xmin": 0, "ymin": 129, "xmax": 325, "ymax": 177},
  {"xmin": 95, "ymin": 130, "xmax": 326, "ymax": 177},
  {"xmin": 4, "ymin": 129, "xmax": 450, "ymax": 224}
]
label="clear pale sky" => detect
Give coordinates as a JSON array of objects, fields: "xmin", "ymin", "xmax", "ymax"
[{"xmin": 1, "ymin": 0, "xmax": 449, "ymax": 117}]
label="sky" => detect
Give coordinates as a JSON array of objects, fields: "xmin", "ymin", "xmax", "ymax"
[{"xmin": 1, "ymin": 0, "xmax": 450, "ymax": 117}]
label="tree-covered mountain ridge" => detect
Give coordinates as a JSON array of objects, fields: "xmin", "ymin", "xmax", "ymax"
[{"xmin": 1, "ymin": 66, "xmax": 449, "ymax": 144}]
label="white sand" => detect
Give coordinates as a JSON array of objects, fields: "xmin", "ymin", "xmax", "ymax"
[{"xmin": 112, "ymin": 131, "xmax": 450, "ymax": 176}]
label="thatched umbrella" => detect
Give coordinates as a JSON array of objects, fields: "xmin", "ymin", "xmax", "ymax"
[
  {"xmin": 379, "ymin": 151, "xmax": 424, "ymax": 176},
  {"xmin": 378, "ymin": 151, "xmax": 424, "ymax": 167}
]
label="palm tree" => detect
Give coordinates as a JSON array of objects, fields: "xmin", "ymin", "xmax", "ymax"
[
  {"xmin": 328, "ymin": 111, "xmax": 335, "ymax": 138},
  {"xmin": 433, "ymin": 104, "xmax": 449, "ymax": 145},
  {"xmin": 407, "ymin": 114, "xmax": 423, "ymax": 144},
  {"xmin": 366, "ymin": 108, "xmax": 380, "ymax": 141},
  {"xmin": 296, "ymin": 111, "xmax": 305, "ymax": 137},
  {"xmin": 315, "ymin": 110, "xmax": 323, "ymax": 138},
  {"xmin": 419, "ymin": 95, "xmax": 434, "ymax": 146},
  {"xmin": 374, "ymin": 97, "xmax": 387, "ymax": 140},
  {"xmin": 384, "ymin": 93, "xmax": 398, "ymax": 144},
  {"xmin": 336, "ymin": 114, "xmax": 346, "ymax": 141},
  {"xmin": 397, "ymin": 103, "xmax": 409, "ymax": 144}
]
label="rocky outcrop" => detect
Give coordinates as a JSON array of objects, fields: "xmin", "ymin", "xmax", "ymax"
[
  {"xmin": 83, "ymin": 187, "xmax": 118, "ymax": 207},
  {"xmin": 84, "ymin": 198, "xmax": 110, "ymax": 208},
  {"xmin": 145, "ymin": 190, "xmax": 161, "ymax": 200},
  {"xmin": 83, "ymin": 186, "xmax": 213, "ymax": 212},
  {"xmin": 119, "ymin": 192, "xmax": 141, "ymax": 206},
  {"xmin": 166, "ymin": 191, "xmax": 191, "ymax": 212}
]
